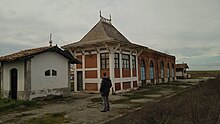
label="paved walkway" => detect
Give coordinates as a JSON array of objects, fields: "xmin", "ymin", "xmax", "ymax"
[{"xmin": 0, "ymin": 78, "xmax": 211, "ymax": 124}]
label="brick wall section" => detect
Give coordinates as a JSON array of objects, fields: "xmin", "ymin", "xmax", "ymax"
[
  {"xmin": 132, "ymin": 69, "xmax": 137, "ymax": 77},
  {"xmin": 115, "ymin": 83, "xmax": 121, "ymax": 91},
  {"xmin": 85, "ymin": 83, "xmax": 98, "ymax": 91},
  {"xmin": 138, "ymin": 50, "xmax": 175, "ymax": 81},
  {"xmin": 123, "ymin": 82, "xmax": 131, "ymax": 90},
  {"xmin": 85, "ymin": 70, "xmax": 97, "ymax": 78},
  {"xmin": 164, "ymin": 61, "xmax": 174, "ymax": 78},
  {"xmin": 122, "ymin": 69, "xmax": 131, "ymax": 77},
  {"xmin": 158, "ymin": 58, "xmax": 164, "ymax": 78},
  {"xmin": 76, "ymin": 55, "xmax": 82, "ymax": 69},
  {"xmin": 114, "ymin": 69, "xmax": 120, "ymax": 78},
  {"xmin": 146, "ymin": 59, "xmax": 150, "ymax": 79},
  {"xmin": 85, "ymin": 54, "xmax": 97, "ymax": 68},
  {"xmin": 133, "ymin": 81, "xmax": 138, "ymax": 87}
]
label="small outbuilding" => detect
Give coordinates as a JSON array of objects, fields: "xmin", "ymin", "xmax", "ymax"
[
  {"xmin": 0, "ymin": 46, "xmax": 80, "ymax": 100},
  {"xmin": 176, "ymin": 63, "xmax": 190, "ymax": 79}
]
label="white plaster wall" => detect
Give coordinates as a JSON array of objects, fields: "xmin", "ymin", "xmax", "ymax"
[
  {"xmin": 176, "ymin": 71, "xmax": 183, "ymax": 76},
  {"xmin": 31, "ymin": 52, "xmax": 69, "ymax": 91},
  {"xmin": 2, "ymin": 61, "xmax": 25, "ymax": 91}
]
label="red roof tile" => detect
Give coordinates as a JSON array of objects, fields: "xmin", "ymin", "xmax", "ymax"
[
  {"xmin": 176, "ymin": 63, "xmax": 189, "ymax": 69},
  {"xmin": 0, "ymin": 46, "xmax": 51, "ymax": 62}
]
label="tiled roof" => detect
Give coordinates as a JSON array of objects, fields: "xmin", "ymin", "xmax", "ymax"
[
  {"xmin": 176, "ymin": 63, "xmax": 189, "ymax": 69},
  {"xmin": 61, "ymin": 16, "xmax": 175, "ymax": 59},
  {"xmin": 0, "ymin": 46, "xmax": 81, "ymax": 64},
  {"xmin": 62, "ymin": 20, "xmax": 130, "ymax": 48},
  {"xmin": 0, "ymin": 46, "xmax": 51, "ymax": 62}
]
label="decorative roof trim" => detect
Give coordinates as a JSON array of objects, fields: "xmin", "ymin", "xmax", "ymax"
[{"xmin": 99, "ymin": 10, "xmax": 111, "ymax": 24}]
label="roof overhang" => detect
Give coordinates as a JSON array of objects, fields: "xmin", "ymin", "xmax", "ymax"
[{"xmin": 0, "ymin": 46, "xmax": 81, "ymax": 64}]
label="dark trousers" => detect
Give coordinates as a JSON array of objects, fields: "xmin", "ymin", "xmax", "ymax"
[{"xmin": 102, "ymin": 95, "xmax": 110, "ymax": 110}]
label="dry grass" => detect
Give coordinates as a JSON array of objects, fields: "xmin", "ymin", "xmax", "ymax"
[
  {"xmin": 107, "ymin": 76, "xmax": 220, "ymax": 124},
  {"xmin": 26, "ymin": 112, "xmax": 69, "ymax": 124},
  {"xmin": 189, "ymin": 70, "xmax": 220, "ymax": 78}
]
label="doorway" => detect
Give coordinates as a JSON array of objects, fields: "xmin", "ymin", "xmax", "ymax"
[
  {"xmin": 77, "ymin": 71, "xmax": 83, "ymax": 91},
  {"xmin": 10, "ymin": 68, "xmax": 18, "ymax": 99}
]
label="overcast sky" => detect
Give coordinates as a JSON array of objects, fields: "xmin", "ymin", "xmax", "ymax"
[{"xmin": 0, "ymin": 0, "xmax": 219, "ymax": 70}]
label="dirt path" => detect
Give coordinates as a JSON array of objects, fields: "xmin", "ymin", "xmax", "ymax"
[
  {"xmin": 0, "ymin": 78, "xmax": 210, "ymax": 124},
  {"xmin": 0, "ymin": 93, "xmax": 128, "ymax": 124}
]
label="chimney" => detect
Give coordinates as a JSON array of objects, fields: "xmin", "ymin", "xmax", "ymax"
[{"xmin": 49, "ymin": 34, "xmax": 52, "ymax": 46}]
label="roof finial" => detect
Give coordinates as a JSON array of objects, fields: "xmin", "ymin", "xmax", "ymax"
[
  {"xmin": 49, "ymin": 34, "xmax": 52, "ymax": 47},
  {"xmin": 99, "ymin": 10, "xmax": 102, "ymax": 17},
  {"xmin": 99, "ymin": 11, "xmax": 112, "ymax": 24}
]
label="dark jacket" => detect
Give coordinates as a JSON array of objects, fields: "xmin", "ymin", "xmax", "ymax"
[{"xmin": 100, "ymin": 77, "xmax": 112, "ymax": 96}]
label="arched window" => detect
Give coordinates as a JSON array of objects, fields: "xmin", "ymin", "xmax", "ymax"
[
  {"xmin": 141, "ymin": 59, "xmax": 146, "ymax": 80},
  {"xmin": 160, "ymin": 62, "xmax": 164, "ymax": 78},
  {"xmin": 45, "ymin": 70, "xmax": 50, "ymax": 76},
  {"xmin": 150, "ymin": 60, "xmax": 154, "ymax": 80},
  {"xmin": 172, "ymin": 64, "xmax": 174, "ymax": 78},
  {"xmin": 167, "ymin": 63, "xmax": 170, "ymax": 78}
]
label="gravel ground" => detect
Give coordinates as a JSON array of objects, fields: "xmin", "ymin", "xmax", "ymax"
[{"xmin": 0, "ymin": 78, "xmax": 210, "ymax": 124}]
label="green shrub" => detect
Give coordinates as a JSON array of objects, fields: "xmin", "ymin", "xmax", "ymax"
[{"xmin": 0, "ymin": 98, "xmax": 37, "ymax": 113}]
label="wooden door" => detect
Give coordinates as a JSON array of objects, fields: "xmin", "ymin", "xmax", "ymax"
[
  {"xmin": 10, "ymin": 68, "xmax": 18, "ymax": 99},
  {"xmin": 77, "ymin": 71, "xmax": 83, "ymax": 91}
]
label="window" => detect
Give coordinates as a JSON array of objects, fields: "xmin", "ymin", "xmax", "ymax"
[
  {"xmin": 114, "ymin": 53, "xmax": 119, "ymax": 69},
  {"xmin": 132, "ymin": 55, "xmax": 136, "ymax": 69},
  {"xmin": 45, "ymin": 70, "xmax": 50, "ymax": 76},
  {"xmin": 167, "ymin": 63, "xmax": 170, "ymax": 77},
  {"xmin": 52, "ymin": 70, "xmax": 57, "ymax": 76},
  {"xmin": 172, "ymin": 64, "xmax": 174, "ymax": 77},
  {"xmin": 160, "ymin": 62, "xmax": 164, "ymax": 78},
  {"xmin": 45, "ymin": 69, "xmax": 57, "ymax": 76},
  {"xmin": 100, "ymin": 53, "xmax": 109, "ymax": 69},
  {"xmin": 150, "ymin": 61, "xmax": 154, "ymax": 79},
  {"xmin": 141, "ymin": 59, "xmax": 146, "ymax": 80},
  {"xmin": 122, "ymin": 54, "xmax": 130, "ymax": 69}
]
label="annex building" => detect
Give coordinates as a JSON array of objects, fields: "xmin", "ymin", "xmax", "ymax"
[
  {"xmin": 62, "ymin": 15, "xmax": 176, "ymax": 93},
  {"xmin": 0, "ymin": 46, "xmax": 80, "ymax": 100}
]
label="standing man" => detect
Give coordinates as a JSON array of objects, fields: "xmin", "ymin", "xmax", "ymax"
[{"xmin": 100, "ymin": 73, "xmax": 112, "ymax": 112}]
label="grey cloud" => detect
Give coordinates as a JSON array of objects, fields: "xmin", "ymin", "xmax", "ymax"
[
  {"xmin": 0, "ymin": 0, "xmax": 220, "ymax": 70},
  {"xmin": 188, "ymin": 55, "xmax": 220, "ymax": 70}
]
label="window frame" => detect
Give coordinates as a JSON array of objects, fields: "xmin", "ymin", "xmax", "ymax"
[
  {"xmin": 114, "ymin": 53, "xmax": 120, "ymax": 69},
  {"xmin": 45, "ymin": 69, "xmax": 57, "ymax": 76},
  {"xmin": 132, "ymin": 55, "xmax": 136, "ymax": 69},
  {"xmin": 122, "ymin": 54, "xmax": 130, "ymax": 69},
  {"xmin": 100, "ymin": 53, "xmax": 109, "ymax": 69}
]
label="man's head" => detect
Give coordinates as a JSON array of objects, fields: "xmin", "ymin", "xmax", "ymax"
[{"xmin": 103, "ymin": 73, "xmax": 107, "ymax": 77}]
